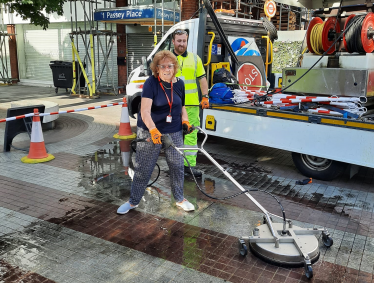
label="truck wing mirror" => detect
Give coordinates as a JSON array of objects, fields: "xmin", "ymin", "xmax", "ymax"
[{"xmin": 141, "ymin": 56, "xmax": 147, "ymax": 73}]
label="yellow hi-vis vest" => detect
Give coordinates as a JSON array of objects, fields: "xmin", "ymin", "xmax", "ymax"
[{"xmin": 175, "ymin": 52, "xmax": 205, "ymax": 106}]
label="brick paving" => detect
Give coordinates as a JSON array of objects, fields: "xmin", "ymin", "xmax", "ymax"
[
  {"xmin": 0, "ymin": 86, "xmax": 374, "ymax": 282},
  {"xmin": 0, "ymin": 259, "xmax": 55, "ymax": 283},
  {"xmin": 1, "ymin": 177, "xmax": 373, "ymax": 283}
]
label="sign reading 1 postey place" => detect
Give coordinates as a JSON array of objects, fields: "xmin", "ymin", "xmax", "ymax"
[
  {"xmin": 264, "ymin": 0, "xmax": 277, "ymax": 18},
  {"xmin": 94, "ymin": 7, "xmax": 180, "ymax": 23}
]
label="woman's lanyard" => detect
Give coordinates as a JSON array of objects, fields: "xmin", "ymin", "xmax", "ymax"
[{"xmin": 158, "ymin": 76, "xmax": 173, "ymax": 123}]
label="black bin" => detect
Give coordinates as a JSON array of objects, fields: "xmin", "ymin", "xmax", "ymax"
[{"xmin": 49, "ymin": 61, "xmax": 86, "ymax": 93}]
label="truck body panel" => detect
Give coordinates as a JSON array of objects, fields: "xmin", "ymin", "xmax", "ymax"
[{"xmin": 203, "ymin": 106, "xmax": 374, "ymax": 168}]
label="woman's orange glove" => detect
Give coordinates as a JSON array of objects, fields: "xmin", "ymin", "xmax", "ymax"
[
  {"xmin": 201, "ymin": 96, "xmax": 210, "ymax": 109},
  {"xmin": 149, "ymin": 128, "xmax": 162, "ymax": 144},
  {"xmin": 182, "ymin": 121, "xmax": 194, "ymax": 134}
]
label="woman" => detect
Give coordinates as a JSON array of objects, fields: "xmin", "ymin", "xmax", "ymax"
[{"xmin": 117, "ymin": 50, "xmax": 195, "ymax": 214}]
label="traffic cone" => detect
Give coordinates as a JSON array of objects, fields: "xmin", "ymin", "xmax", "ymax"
[
  {"xmin": 21, "ymin": 109, "xmax": 55, "ymax": 164},
  {"xmin": 119, "ymin": 140, "xmax": 131, "ymax": 175},
  {"xmin": 113, "ymin": 97, "xmax": 137, "ymax": 140}
]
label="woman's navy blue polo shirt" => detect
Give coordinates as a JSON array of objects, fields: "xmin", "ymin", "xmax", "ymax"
[{"xmin": 137, "ymin": 75, "xmax": 185, "ymax": 134}]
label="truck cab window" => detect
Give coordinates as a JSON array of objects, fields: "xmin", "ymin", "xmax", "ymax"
[{"xmin": 159, "ymin": 35, "xmax": 172, "ymax": 51}]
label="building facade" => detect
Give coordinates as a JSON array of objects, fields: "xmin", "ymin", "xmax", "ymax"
[{"xmin": 1, "ymin": 0, "xmax": 306, "ymax": 93}]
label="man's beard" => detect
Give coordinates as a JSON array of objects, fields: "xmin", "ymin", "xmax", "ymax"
[{"xmin": 176, "ymin": 46, "xmax": 186, "ymax": 53}]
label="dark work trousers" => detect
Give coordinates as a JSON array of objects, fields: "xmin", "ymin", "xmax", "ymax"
[{"xmin": 129, "ymin": 127, "xmax": 185, "ymax": 206}]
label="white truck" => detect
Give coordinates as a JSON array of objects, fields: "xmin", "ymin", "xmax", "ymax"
[{"xmin": 126, "ymin": 0, "xmax": 374, "ymax": 181}]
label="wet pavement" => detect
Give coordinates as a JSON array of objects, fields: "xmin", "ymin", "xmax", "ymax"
[{"xmin": 0, "ymin": 85, "xmax": 374, "ymax": 283}]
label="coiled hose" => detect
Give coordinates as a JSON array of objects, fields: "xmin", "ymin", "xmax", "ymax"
[
  {"xmin": 262, "ymin": 17, "xmax": 278, "ymax": 42},
  {"xmin": 310, "ymin": 22, "xmax": 325, "ymax": 55},
  {"xmin": 345, "ymin": 15, "xmax": 366, "ymax": 53}
]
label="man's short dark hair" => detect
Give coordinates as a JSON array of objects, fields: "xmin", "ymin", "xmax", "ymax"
[{"xmin": 172, "ymin": 29, "xmax": 188, "ymax": 40}]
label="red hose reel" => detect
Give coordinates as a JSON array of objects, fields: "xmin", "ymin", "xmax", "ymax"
[{"xmin": 307, "ymin": 12, "xmax": 374, "ymax": 54}]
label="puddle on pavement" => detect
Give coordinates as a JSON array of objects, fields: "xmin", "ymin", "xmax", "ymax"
[
  {"xmin": 78, "ymin": 140, "xmax": 186, "ymax": 214},
  {"xmin": 76, "ymin": 140, "xmax": 372, "ymax": 229}
]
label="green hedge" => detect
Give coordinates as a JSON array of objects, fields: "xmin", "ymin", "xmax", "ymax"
[{"xmin": 272, "ymin": 40, "xmax": 303, "ymax": 73}]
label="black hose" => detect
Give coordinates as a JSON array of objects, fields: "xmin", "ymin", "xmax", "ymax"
[
  {"xmin": 252, "ymin": 189, "xmax": 286, "ymax": 223},
  {"xmin": 132, "ymin": 137, "xmax": 287, "ymax": 222},
  {"xmin": 345, "ymin": 15, "xmax": 365, "ymax": 53},
  {"xmin": 130, "ymin": 138, "xmax": 161, "ymax": 187},
  {"xmin": 189, "ymin": 7, "xmax": 202, "ymax": 20},
  {"xmin": 182, "ymin": 151, "xmax": 249, "ymax": 200},
  {"xmin": 177, "ymin": 143, "xmax": 287, "ymax": 222}
]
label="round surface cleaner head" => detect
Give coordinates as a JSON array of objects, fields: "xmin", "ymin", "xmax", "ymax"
[{"xmin": 249, "ymin": 223, "xmax": 320, "ymax": 267}]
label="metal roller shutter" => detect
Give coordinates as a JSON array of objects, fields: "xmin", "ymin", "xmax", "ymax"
[
  {"xmin": 127, "ymin": 34, "xmax": 161, "ymax": 75},
  {"xmin": 18, "ymin": 22, "xmax": 118, "ymax": 89},
  {"xmin": 20, "ymin": 23, "xmax": 68, "ymax": 84},
  {"xmin": 0, "ymin": 35, "xmax": 11, "ymax": 82}
]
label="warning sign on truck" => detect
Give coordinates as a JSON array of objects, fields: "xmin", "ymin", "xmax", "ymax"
[
  {"xmin": 236, "ymin": 62, "xmax": 263, "ymax": 91},
  {"xmin": 211, "ymin": 44, "xmax": 222, "ymax": 55},
  {"xmin": 264, "ymin": 0, "xmax": 277, "ymax": 18}
]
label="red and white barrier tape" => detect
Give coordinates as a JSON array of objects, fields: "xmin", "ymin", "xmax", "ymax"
[
  {"xmin": 308, "ymin": 108, "xmax": 343, "ymax": 116},
  {"xmin": 0, "ymin": 102, "xmax": 124, "ymax": 123}
]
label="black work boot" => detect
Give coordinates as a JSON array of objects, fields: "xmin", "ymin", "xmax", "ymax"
[{"xmin": 184, "ymin": 166, "xmax": 202, "ymax": 177}]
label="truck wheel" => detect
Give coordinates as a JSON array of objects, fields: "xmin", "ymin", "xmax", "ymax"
[
  {"xmin": 291, "ymin": 152, "xmax": 347, "ymax": 181},
  {"xmin": 128, "ymin": 94, "xmax": 141, "ymax": 119}
]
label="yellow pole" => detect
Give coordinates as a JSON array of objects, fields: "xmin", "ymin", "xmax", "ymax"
[
  {"xmin": 71, "ymin": 42, "xmax": 93, "ymax": 96},
  {"xmin": 90, "ymin": 34, "xmax": 95, "ymax": 95},
  {"xmin": 262, "ymin": 35, "xmax": 270, "ymax": 79},
  {"xmin": 204, "ymin": 32, "xmax": 215, "ymax": 67},
  {"xmin": 71, "ymin": 38, "xmax": 77, "ymax": 94},
  {"xmin": 268, "ymin": 39, "xmax": 273, "ymax": 64}
]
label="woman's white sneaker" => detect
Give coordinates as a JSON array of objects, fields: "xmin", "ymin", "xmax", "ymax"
[{"xmin": 176, "ymin": 199, "xmax": 195, "ymax": 211}]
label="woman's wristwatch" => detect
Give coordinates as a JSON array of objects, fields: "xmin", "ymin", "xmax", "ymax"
[{"xmin": 203, "ymin": 94, "xmax": 209, "ymax": 98}]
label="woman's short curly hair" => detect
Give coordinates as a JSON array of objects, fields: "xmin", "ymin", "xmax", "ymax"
[{"xmin": 150, "ymin": 50, "xmax": 179, "ymax": 78}]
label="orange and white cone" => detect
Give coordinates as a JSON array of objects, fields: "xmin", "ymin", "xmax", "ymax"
[
  {"xmin": 119, "ymin": 140, "xmax": 131, "ymax": 175},
  {"xmin": 113, "ymin": 97, "xmax": 137, "ymax": 140},
  {"xmin": 21, "ymin": 109, "xmax": 55, "ymax": 164}
]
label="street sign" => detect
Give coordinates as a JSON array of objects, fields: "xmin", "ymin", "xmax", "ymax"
[
  {"xmin": 236, "ymin": 62, "xmax": 263, "ymax": 91},
  {"xmin": 264, "ymin": 0, "xmax": 277, "ymax": 18},
  {"xmin": 94, "ymin": 8, "xmax": 180, "ymax": 22}
]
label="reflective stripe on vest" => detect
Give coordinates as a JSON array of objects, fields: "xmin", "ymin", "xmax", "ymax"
[
  {"xmin": 183, "ymin": 144, "xmax": 198, "ymax": 148},
  {"xmin": 185, "ymin": 151, "xmax": 198, "ymax": 156},
  {"xmin": 176, "ymin": 52, "xmax": 200, "ymax": 106}
]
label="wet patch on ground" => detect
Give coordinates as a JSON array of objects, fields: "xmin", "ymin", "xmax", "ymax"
[
  {"xmin": 197, "ymin": 152, "xmax": 273, "ymax": 175},
  {"xmin": 1, "ymin": 138, "xmax": 374, "ymax": 281},
  {"xmin": 0, "ymin": 259, "xmax": 49, "ymax": 283},
  {"xmin": 77, "ymin": 142, "xmax": 374, "ymax": 224},
  {"xmin": 0, "ymin": 221, "xmax": 58, "ymax": 283}
]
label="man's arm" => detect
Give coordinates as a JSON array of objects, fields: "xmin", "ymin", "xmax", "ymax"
[
  {"xmin": 199, "ymin": 77, "xmax": 209, "ymax": 109},
  {"xmin": 199, "ymin": 77, "xmax": 209, "ymax": 98}
]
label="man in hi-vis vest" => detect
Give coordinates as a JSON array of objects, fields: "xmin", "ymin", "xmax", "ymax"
[{"xmin": 172, "ymin": 29, "xmax": 209, "ymax": 177}]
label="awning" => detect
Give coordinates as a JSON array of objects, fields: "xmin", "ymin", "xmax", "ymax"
[{"xmin": 94, "ymin": 7, "xmax": 180, "ymax": 25}]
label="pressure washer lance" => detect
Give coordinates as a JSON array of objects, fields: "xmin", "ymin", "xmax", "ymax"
[
  {"xmin": 130, "ymin": 129, "xmax": 289, "ymax": 236},
  {"xmin": 161, "ymin": 127, "xmax": 289, "ymax": 237},
  {"xmin": 131, "ymin": 132, "xmax": 287, "ymax": 231}
]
